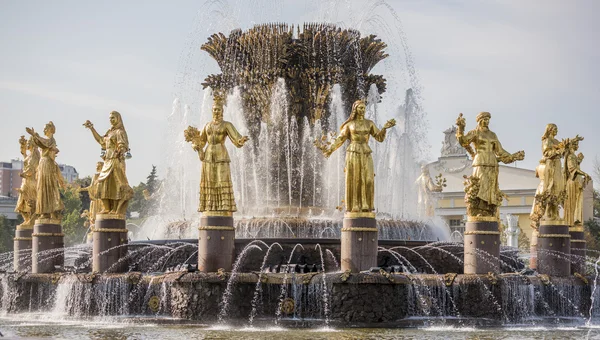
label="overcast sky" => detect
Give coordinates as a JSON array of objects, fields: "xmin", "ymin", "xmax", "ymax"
[{"xmin": 1, "ymin": 0, "xmax": 598, "ymax": 185}]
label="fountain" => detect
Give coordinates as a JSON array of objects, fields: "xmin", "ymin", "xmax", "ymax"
[{"xmin": 0, "ymin": 3, "xmax": 598, "ymax": 336}]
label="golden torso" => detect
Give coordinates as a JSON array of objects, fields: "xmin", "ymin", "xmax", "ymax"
[
  {"xmin": 471, "ymin": 129, "xmax": 500, "ymax": 166},
  {"xmin": 103, "ymin": 130, "xmax": 121, "ymax": 159},
  {"xmin": 204, "ymin": 121, "xmax": 233, "ymax": 163},
  {"xmin": 346, "ymin": 120, "xmax": 374, "ymax": 153}
]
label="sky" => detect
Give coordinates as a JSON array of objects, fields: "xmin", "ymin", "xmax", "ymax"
[{"xmin": 0, "ymin": 0, "xmax": 599, "ymax": 185}]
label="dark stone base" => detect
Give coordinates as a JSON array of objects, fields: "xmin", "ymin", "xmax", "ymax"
[
  {"xmin": 463, "ymin": 220, "xmax": 500, "ymax": 274},
  {"xmin": 570, "ymin": 230, "xmax": 586, "ymax": 275},
  {"xmin": 32, "ymin": 223, "xmax": 64, "ymax": 274},
  {"xmin": 93, "ymin": 219, "xmax": 128, "ymax": 273},
  {"xmin": 0, "ymin": 272, "xmax": 591, "ymax": 326},
  {"xmin": 198, "ymin": 215, "xmax": 235, "ymax": 272},
  {"xmin": 538, "ymin": 223, "xmax": 570, "ymax": 277},
  {"xmin": 341, "ymin": 217, "xmax": 378, "ymax": 272},
  {"xmin": 14, "ymin": 228, "xmax": 33, "ymax": 272}
]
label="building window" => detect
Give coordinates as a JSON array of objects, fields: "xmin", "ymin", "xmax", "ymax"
[{"xmin": 449, "ymin": 219, "xmax": 462, "ymax": 227}]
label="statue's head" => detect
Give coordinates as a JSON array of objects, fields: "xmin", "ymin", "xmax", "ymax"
[
  {"xmin": 542, "ymin": 123, "xmax": 558, "ymax": 140},
  {"xmin": 476, "ymin": 112, "xmax": 491, "ymax": 129},
  {"xmin": 26, "ymin": 136, "xmax": 36, "ymax": 149},
  {"xmin": 351, "ymin": 100, "xmax": 366, "ymax": 120},
  {"xmin": 43, "ymin": 121, "xmax": 56, "ymax": 137},
  {"xmin": 109, "ymin": 111, "xmax": 123, "ymax": 128},
  {"xmin": 421, "ymin": 164, "xmax": 430, "ymax": 174},
  {"xmin": 96, "ymin": 161, "xmax": 104, "ymax": 172},
  {"xmin": 212, "ymin": 96, "xmax": 225, "ymax": 122}
]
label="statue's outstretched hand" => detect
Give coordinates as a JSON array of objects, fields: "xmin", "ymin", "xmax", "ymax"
[
  {"xmin": 513, "ymin": 150, "xmax": 525, "ymax": 161},
  {"xmin": 83, "ymin": 120, "xmax": 94, "ymax": 129},
  {"xmin": 25, "ymin": 127, "xmax": 34, "ymax": 135},
  {"xmin": 240, "ymin": 136, "xmax": 250, "ymax": 145},
  {"xmin": 456, "ymin": 113, "xmax": 466, "ymax": 129},
  {"xmin": 384, "ymin": 119, "xmax": 396, "ymax": 129}
]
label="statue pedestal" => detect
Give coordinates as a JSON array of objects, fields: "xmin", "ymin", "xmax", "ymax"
[
  {"xmin": 341, "ymin": 214, "xmax": 378, "ymax": 273},
  {"xmin": 32, "ymin": 219, "xmax": 64, "ymax": 274},
  {"xmin": 537, "ymin": 220, "xmax": 571, "ymax": 277},
  {"xmin": 198, "ymin": 213, "xmax": 235, "ymax": 272},
  {"xmin": 570, "ymin": 225, "xmax": 586, "ymax": 275},
  {"xmin": 529, "ymin": 230, "xmax": 538, "ymax": 270},
  {"xmin": 93, "ymin": 214, "xmax": 128, "ymax": 273},
  {"xmin": 13, "ymin": 227, "xmax": 33, "ymax": 272},
  {"xmin": 463, "ymin": 219, "xmax": 500, "ymax": 274}
]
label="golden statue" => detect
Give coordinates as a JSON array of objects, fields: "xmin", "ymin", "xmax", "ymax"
[
  {"xmin": 530, "ymin": 159, "xmax": 546, "ymax": 230},
  {"xmin": 25, "ymin": 122, "xmax": 65, "ymax": 221},
  {"xmin": 564, "ymin": 137, "xmax": 591, "ymax": 226},
  {"xmin": 184, "ymin": 97, "xmax": 249, "ymax": 214},
  {"xmin": 83, "ymin": 111, "xmax": 133, "ymax": 217},
  {"xmin": 315, "ymin": 100, "xmax": 396, "ymax": 214},
  {"xmin": 415, "ymin": 165, "xmax": 445, "ymax": 218},
  {"xmin": 14, "ymin": 136, "xmax": 40, "ymax": 228},
  {"xmin": 455, "ymin": 112, "xmax": 524, "ymax": 218},
  {"xmin": 536, "ymin": 124, "xmax": 582, "ymax": 221}
]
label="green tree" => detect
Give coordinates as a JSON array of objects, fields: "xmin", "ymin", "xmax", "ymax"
[
  {"xmin": 128, "ymin": 182, "xmax": 148, "ymax": 217},
  {"xmin": 146, "ymin": 165, "xmax": 158, "ymax": 194},
  {"xmin": 61, "ymin": 185, "xmax": 87, "ymax": 246}
]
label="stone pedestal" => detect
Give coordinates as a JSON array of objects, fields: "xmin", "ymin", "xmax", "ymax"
[
  {"xmin": 93, "ymin": 215, "xmax": 128, "ymax": 273},
  {"xmin": 570, "ymin": 225, "xmax": 586, "ymax": 275},
  {"xmin": 32, "ymin": 220, "xmax": 64, "ymax": 274},
  {"xmin": 198, "ymin": 214, "xmax": 235, "ymax": 272},
  {"xmin": 537, "ymin": 220, "xmax": 570, "ymax": 277},
  {"xmin": 463, "ymin": 219, "xmax": 500, "ymax": 274},
  {"xmin": 529, "ymin": 230, "xmax": 538, "ymax": 270},
  {"xmin": 341, "ymin": 214, "xmax": 378, "ymax": 272},
  {"xmin": 13, "ymin": 227, "xmax": 33, "ymax": 272}
]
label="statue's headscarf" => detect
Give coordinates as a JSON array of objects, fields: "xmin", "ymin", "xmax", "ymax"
[
  {"xmin": 542, "ymin": 123, "xmax": 557, "ymax": 141},
  {"xmin": 340, "ymin": 100, "xmax": 366, "ymax": 131},
  {"xmin": 109, "ymin": 111, "xmax": 129, "ymax": 150}
]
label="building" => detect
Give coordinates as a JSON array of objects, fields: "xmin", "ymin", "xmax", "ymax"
[
  {"xmin": 0, "ymin": 159, "xmax": 23, "ymax": 197},
  {"xmin": 0, "ymin": 159, "xmax": 80, "ymax": 199},
  {"xmin": 428, "ymin": 127, "xmax": 594, "ymax": 242},
  {"xmin": 58, "ymin": 164, "xmax": 79, "ymax": 183}
]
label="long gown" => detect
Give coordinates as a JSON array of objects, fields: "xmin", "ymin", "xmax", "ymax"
[
  {"xmin": 564, "ymin": 151, "xmax": 584, "ymax": 226},
  {"xmin": 14, "ymin": 147, "xmax": 40, "ymax": 215},
  {"xmin": 329, "ymin": 119, "xmax": 386, "ymax": 212},
  {"xmin": 31, "ymin": 135, "xmax": 64, "ymax": 215},
  {"xmin": 97, "ymin": 127, "xmax": 132, "ymax": 201},
  {"xmin": 541, "ymin": 137, "xmax": 565, "ymax": 203},
  {"xmin": 198, "ymin": 120, "xmax": 244, "ymax": 212}
]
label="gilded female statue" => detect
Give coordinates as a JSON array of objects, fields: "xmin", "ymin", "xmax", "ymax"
[
  {"xmin": 25, "ymin": 121, "xmax": 65, "ymax": 220},
  {"xmin": 564, "ymin": 137, "xmax": 590, "ymax": 226},
  {"xmin": 415, "ymin": 165, "xmax": 445, "ymax": 218},
  {"xmin": 184, "ymin": 97, "xmax": 249, "ymax": 213},
  {"xmin": 14, "ymin": 136, "xmax": 40, "ymax": 227},
  {"xmin": 316, "ymin": 100, "xmax": 396, "ymax": 213},
  {"xmin": 529, "ymin": 159, "xmax": 546, "ymax": 230},
  {"xmin": 539, "ymin": 123, "xmax": 569, "ymax": 221},
  {"xmin": 456, "ymin": 112, "xmax": 524, "ymax": 217},
  {"xmin": 83, "ymin": 111, "xmax": 133, "ymax": 216}
]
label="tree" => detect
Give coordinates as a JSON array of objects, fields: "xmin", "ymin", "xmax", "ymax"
[
  {"xmin": 60, "ymin": 185, "xmax": 87, "ymax": 246},
  {"xmin": 127, "ymin": 182, "xmax": 148, "ymax": 218},
  {"xmin": 146, "ymin": 165, "xmax": 158, "ymax": 195}
]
